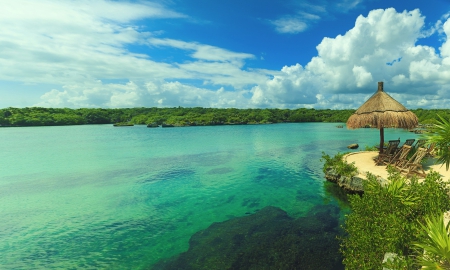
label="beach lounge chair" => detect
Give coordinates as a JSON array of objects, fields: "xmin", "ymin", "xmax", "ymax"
[
  {"xmin": 401, "ymin": 139, "xmax": 415, "ymax": 148},
  {"xmin": 413, "ymin": 139, "xmax": 427, "ymax": 149},
  {"xmin": 386, "ymin": 145, "xmax": 412, "ymax": 167},
  {"xmin": 394, "ymin": 139, "xmax": 415, "ymax": 154},
  {"xmin": 377, "ymin": 140, "xmax": 400, "ymax": 165},
  {"xmin": 425, "ymin": 143, "xmax": 435, "ymax": 157},
  {"xmin": 397, "ymin": 147, "xmax": 428, "ymax": 178}
]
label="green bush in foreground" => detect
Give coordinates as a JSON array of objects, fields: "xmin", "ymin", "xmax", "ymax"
[
  {"xmin": 414, "ymin": 214, "xmax": 450, "ymax": 269},
  {"xmin": 341, "ymin": 169, "xmax": 450, "ymax": 269}
]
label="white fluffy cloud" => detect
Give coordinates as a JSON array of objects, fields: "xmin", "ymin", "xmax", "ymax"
[
  {"xmin": 0, "ymin": 0, "xmax": 271, "ymax": 108},
  {"xmin": 250, "ymin": 64, "xmax": 318, "ymax": 107},
  {"xmin": 35, "ymin": 80, "xmax": 252, "ymax": 108},
  {"xmin": 252, "ymin": 8, "xmax": 450, "ymax": 109},
  {"xmin": 0, "ymin": 0, "xmax": 187, "ymax": 84},
  {"xmin": 3, "ymin": 1, "xmax": 450, "ymax": 109}
]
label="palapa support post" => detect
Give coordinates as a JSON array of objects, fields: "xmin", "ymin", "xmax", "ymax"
[
  {"xmin": 379, "ymin": 126, "xmax": 384, "ymax": 155},
  {"xmin": 378, "ymin": 81, "xmax": 383, "ymax": 92},
  {"xmin": 378, "ymin": 82, "xmax": 385, "ymax": 157},
  {"xmin": 378, "ymin": 82, "xmax": 384, "ymax": 155}
]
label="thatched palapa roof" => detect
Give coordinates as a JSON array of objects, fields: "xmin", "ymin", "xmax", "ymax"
[{"xmin": 346, "ymin": 82, "xmax": 418, "ymax": 129}]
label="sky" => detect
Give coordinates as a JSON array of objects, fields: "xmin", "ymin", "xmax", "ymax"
[{"xmin": 2, "ymin": 0, "xmax": 450, "ymax": 109}]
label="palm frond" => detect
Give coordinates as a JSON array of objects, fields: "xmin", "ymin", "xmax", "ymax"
[
  {"xmin": 426, "ymin": 115, "xmax": 450, "ymax": 171},
  {"xmin": 415, "ymin": 214, "xmax": 450, "ymax": 269}
]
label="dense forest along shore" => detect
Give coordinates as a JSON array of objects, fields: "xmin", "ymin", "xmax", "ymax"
[{"xmin": 0, "ymin": 107, "xmax": 444, "ymax": 127}]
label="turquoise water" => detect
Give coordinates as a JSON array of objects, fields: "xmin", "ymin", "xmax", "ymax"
[{"xmin": 0, "ymin": 123, "xmax": 418, "ymax": 269}]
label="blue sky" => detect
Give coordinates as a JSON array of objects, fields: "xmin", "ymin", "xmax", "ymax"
[{"xmin": 2, "ymin": 0, "xmax": 450, "ymax": 109}]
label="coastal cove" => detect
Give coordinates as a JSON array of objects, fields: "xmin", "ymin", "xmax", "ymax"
[{"xmin": 0, "ymin": 123, "xmax": 419, "ymax": 269}]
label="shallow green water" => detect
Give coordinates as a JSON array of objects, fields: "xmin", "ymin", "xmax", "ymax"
[{"xmin": 0, "ymin": 123, "xmax": 418, "ymax": 269}]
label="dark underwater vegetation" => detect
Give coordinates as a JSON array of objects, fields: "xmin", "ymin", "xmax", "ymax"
[{"xmin": 153, "ymin": 205, "xmax": 344, "ymax": 270}]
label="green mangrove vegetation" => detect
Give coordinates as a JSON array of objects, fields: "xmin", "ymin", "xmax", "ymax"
[
  {"xmin": 2, "ymin": 106, "xmax": 450, "ymax": 127},
  {"xmin": 0, "ymin": 107, "xmax": 354, "ymax": 127}
]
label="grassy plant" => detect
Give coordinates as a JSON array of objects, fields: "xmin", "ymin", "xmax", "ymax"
[
  {"xmin": 321, "ymin": 152, "xmax": 357, "ymax": 177},
  {"xmin": 364, "ymin": 144, "xmax": 378, "ymax": 151}
]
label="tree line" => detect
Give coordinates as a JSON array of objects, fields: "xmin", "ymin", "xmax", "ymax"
[
  {"xmin": 0, "ymin": 107, "xmax": 354, "ymax": 126},
  {"xmin": 0, "ymin": 106, "xmax": 447, "ymax": 127}
]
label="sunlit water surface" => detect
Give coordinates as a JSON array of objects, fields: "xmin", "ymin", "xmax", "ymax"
[{"xmin": 0, "ymin": 123, "xmax": 418, "ymax": 269}]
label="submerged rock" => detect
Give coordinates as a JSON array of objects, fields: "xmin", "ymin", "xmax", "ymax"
[{"xmin": 152, "ymin": 205, "xmax": 344, "ymax": 270}]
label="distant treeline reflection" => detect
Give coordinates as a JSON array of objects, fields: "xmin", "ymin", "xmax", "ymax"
[{"xmin": 0, "ymin": 107, "xmax": 443, "ymax": 127}]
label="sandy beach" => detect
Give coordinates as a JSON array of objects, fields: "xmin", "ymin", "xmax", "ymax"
[{"xmin": 344, "ymin": 151, "xmax": 450, "ymax": 181}]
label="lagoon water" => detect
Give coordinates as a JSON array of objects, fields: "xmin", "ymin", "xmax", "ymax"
[{"xmin": 0, "ymin": 123, "xmax": 418, "ymax": 269}]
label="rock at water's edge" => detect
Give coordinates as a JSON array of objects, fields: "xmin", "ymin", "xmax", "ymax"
[
  {"xmin": 325, "ymin": 167, "xmax": 364, "ymax": 193},
  {"xmin": 324, "ymin": 166, "xmax": 387, "ymax": 193},
  {"xmin": 347, "ymin": 143, "xmax": 359, "ymax": 149}
]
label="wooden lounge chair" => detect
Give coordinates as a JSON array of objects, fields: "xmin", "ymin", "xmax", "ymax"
[
  {"xmin": 394, "ymin": 139, "xmax": 415, "ymax": 155},
  {"xmin": 396, "ymin": 147, "xmax": 428, "ymax": 178},
  {"xmin": 425, "ymin": 143, "xmax": 435, "ymax": 157},
  {"xmin": 400, "ymin": 139, "xmax": 415, "ymax": 147},
  {"xmin": 413, "ymin": 139, "xmax": 427, "ymax": 149},
  {"xmin": 386, "ymin": 145, "xmax": 412, "ymax": 167},
  {"xmin": 377, "ymin": 140, "xmax": 400, "ymax": 165}
]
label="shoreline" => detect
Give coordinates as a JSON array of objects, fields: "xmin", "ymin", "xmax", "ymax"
[
  {"xmin": 324, "ymin": 150, "xmax": 450, "ymax": 193},
  {"xmin": 0, "ymin": 121, "xmax": 343, "ymax": 128}
]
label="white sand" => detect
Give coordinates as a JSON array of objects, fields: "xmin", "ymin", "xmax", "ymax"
[{"xmin": 344, "ymin": 151, "xmax": 450, "ymax": 181}]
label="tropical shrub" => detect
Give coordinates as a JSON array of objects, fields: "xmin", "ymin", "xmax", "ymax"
[
  {"xmin": 414, "ymin": 214, "xmax": 450, "ymax": 269},
  {"xmin": 321, "ymin": 152, "xmax": 358, "ymax": 177},
  {"xmin": 341, "ymin": 169, "xmax": 450, "ymax": 269},
  {"xmin": 425, "ymin": 114, "xmax": 450, "ymax": 170}
]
